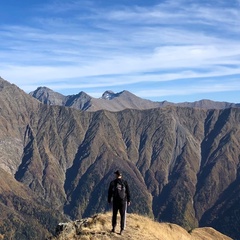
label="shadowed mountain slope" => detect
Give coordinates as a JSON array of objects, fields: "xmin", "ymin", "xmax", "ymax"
[
  {"xmin": 0, "ymin": 77, "xmax": 240, "ymax": 239},
  {"xmin": 30, "ymin": 86, "xmax": 240, "ymax": 111},
  {"xmin": 0, "ymin": 166, "xmax": 67, "ymax": 239}
]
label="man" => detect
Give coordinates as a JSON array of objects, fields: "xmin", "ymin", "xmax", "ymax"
[{"xmin": 108, "ymin": 170, "xmax": 131, "ymax": 235}]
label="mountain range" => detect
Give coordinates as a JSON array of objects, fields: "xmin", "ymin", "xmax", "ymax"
[
  {"xmin": 0, "ymin": 77, "xmax": 239, "ymax": 239},
  {"xmin": 29, "ymin": 86, "xmax": 240, "ymax": 111}
]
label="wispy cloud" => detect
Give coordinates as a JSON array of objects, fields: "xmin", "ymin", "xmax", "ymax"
[
  {"xmin": 137, "ymin": 79, "xmax": 240, "ymax": 98},
  {"xmin": 0, "ymin": 0, "xmax": 240, "ymax": 102}
]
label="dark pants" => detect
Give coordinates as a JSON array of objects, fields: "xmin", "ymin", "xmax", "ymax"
[{"xmin": 112, "ymin": 200, "xmax": 127, "ymax": 231}]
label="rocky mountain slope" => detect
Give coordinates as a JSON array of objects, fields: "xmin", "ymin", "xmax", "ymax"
[
  {"xmin": 30, "ymin": 86, "xmax": 240, "ymax": 111},
  {"xmin": 0, "ymin": 78, "xmax": 68, "ymax": 239},
  {"xmin": 48, "ymin": 212, "xmax": 233, "ymax": 240},
  {"xmin": 0, "ymin": 168, "xmax": 67, "ymax": 239},
  {"xmin": 0, "ymin": 77, "xmax": 240, "ymax": 239}
]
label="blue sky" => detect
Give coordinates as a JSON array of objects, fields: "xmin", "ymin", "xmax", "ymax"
[{"xmin": 1, "ymin": 0, "xmax": 240, "ymax": 103}]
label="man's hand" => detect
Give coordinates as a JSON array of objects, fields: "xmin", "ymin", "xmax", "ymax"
[{"xmin": 127, "ymin": 201, "xmax": 131, "ymax": 206}]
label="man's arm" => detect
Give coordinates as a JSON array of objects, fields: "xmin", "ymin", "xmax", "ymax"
[{"xmin": 125, "ymin": 181, "xmax": 131, "ymax": 203}]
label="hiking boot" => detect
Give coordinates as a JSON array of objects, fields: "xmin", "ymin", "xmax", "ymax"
[{"xmin": 120, "ymin": 230, "xmax": 124, "ymax": 235}]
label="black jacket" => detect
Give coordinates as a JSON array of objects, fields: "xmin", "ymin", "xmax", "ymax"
[{"xmin": 108, "ymin": 178, "xmax": 131, "ymax": 203}]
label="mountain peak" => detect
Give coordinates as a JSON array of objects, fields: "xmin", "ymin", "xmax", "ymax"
[
  {"xmin": 29, "ymin": 86, "xmax": 65, "ymax": 105},
  {"xmin": 30, "ymin": 86, "xmax": 62, "ymax": 96},
  {"xmin": 101, "ymin": 90, "xmax": 117, "ymax": 100}
]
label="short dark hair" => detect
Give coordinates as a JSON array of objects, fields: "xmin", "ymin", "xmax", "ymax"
[{"xmin": 114, "ymin": 170, "xmax": 122, "ymax": 176}]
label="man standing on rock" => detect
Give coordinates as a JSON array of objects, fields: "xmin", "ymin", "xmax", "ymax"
[{"xmin": 108, "ymin": 170, "xmax": 131, "ymax": 235}]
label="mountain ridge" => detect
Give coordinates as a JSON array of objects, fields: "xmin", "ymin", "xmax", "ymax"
[{"xmin": 29, "ymin": 86, "xmax": 240, "ymax": 111}]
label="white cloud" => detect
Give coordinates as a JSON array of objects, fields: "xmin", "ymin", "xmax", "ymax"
[
  {"xmin": 136, "ymin": 80, "xmax": 240, "ymax": 99},
  {"xmin": 1, "ymin": 0, "xmax": 240, "ymax": 102}
]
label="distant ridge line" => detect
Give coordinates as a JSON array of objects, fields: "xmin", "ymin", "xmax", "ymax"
[{"xmin": 29, "ymin": 87, "xmax": 240, "ymax": 111}]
